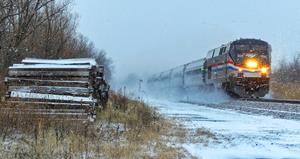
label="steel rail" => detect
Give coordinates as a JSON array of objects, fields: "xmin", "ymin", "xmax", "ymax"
[{"xmin": 240, "ymin": 98, "xmax": 300, "ymax": 105}]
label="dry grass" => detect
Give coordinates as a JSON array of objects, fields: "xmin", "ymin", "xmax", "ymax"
[
  {"xmin": 96, "ymin": 92, "xmax": 189, "ymax": 158},
  {"xmin": 191, "ymin": 128, "xmax": 218, "ymax": 146},
  {"xmin": 271, "ymin": 82, "xmax": 300, "ymax": 100},
  {"xmin": 0, "ymin": 101, "xmax": 97, "ymax": 158},
  {"xmin": 195, "ymin": 128, "xmax": 216, "ymax": 139},
  {"xmin": 0, "ymin": 92, "xmax": 193, "ymax": 159}
]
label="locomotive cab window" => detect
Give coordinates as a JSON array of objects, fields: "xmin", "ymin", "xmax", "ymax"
[
  {"xmin": 206, "ymin": 50, "xmax": 214, "ymax": 59},
  {"xmin": 219, "ymin": 47, "xmax": 226, "ymax": 55},
  {"xmin": 230, "ymin": 41, "xmax": 270, "ymax": 65}
]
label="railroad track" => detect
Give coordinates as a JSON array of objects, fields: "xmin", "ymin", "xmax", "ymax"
[
  {"xmin": 181, "ymin": 97, "xmax": 300, "ymax": 120},
  {"xmin": 240, "ymin": 98, "xmax": 300, "ymax": 105}
]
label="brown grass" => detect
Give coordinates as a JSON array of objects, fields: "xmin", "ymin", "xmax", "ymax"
[
  {"xmin": 0, "ymin": 101, "xmax": 97, "ymax": 158},
  {"xmin": 97, "ymin": 92, "xmax": 189, "ymax": 158},
  {"xmin": 271, "ymin": 82, "xmax": 300, "ymax": 100},
  {"xmin": 0, "ymin": 92, "xmax": 192, "ymax": 159},
  {"xmin": 195, "ymin": 128, "xmax": 216, "ymax": 139}
]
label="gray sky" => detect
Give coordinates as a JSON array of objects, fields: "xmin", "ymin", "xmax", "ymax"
[{"xmin": 74, "ymin": 0, "xmax": 300, "ymax": 80}]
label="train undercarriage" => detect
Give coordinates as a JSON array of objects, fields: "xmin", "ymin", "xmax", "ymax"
[{"xmin": 223, "ymin": 77, "xmax": 270, "ymax": 98}]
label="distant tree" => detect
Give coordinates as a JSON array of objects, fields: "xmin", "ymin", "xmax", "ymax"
[{"xmin": 273, "ymin": 54, "xmax": 300, "ymax": 83}]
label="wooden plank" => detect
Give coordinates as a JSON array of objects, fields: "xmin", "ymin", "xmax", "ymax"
[
  {"xmin": 6, "ymin": 97, "xmax": 96, "ymax": 105},
  {"xmin": 9, "ymin": 67, "xmax": 91, "ymax": 71},
  {"xmin": 6, "ymin": 76, "xmax": 90, "ymax": 81},
  {"xmin": 7, "ymin": 101, "xmax": 91, "ymax": 109},
  {"xmin": 8, "ymin": 86, "xmax": 92, "ymax": 97},
  {"xmin": 21, "ymin": 58, "xmax": 97, "ymax": 66},
  {"xmin": 8, "ymin": 70, "xmax": 90, "ymax": 77},
  {"xmin": 1, "ymin": 101, "xmax": 94, "ymax": 111},
  {"xmin": 5, "ymin": 78, "xmax": 90, "ymax": 87},
  {"xmin": 8, "ymin": 92, "xmax": 95, "ymax": 104},
  {"xmin": 0, "ymin": 108, "xmax": 87, "ymax": 113}
]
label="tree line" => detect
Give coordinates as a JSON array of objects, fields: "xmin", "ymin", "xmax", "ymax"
[
  {"xmin": 272, "ymin": 54, "xmax": 300, "ymax": 83},
  {"xmin": 0, "ymin": 0, "xmax": 113, "ymax": 80}
]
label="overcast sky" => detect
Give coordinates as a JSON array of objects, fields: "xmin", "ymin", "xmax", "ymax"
[{"xmin": 74, "ymin": 0, "xmax": 300, "ymax": 80}]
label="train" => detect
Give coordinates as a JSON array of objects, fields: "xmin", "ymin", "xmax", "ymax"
[{"xmin": 147, "ymin": 39, "xmax": 271, "ymax": 98}]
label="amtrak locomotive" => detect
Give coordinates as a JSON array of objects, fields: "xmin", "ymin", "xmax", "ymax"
[{"xmin": 148, "ymin": 39, "xmax": 271, "ymax": 98}]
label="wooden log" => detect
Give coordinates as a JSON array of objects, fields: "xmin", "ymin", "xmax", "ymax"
[
  {"xmin": 9, "ymin": 67, "xmax": 91, "ymax": 72},
  {"xmin": 6, "ymin": 101, "xmax": 91, "ymax": 109},
  {"xmin": 21, "ymin": 58, "xmax": 97, "ymax": 66},
  {"xmin": 7, "ymin": 76, "xmax": 90, "ymax": 81},
  {"xmin": 8, "ymin": 92, "xmax": 96, "ymax": 104},
  {"xmin": 8, "ymin": 70, "xmax": 90, "ymax": 77},
  {"xmin": 7, "ymin": 97, "xmax": 96, "ymax": 105},
  {"xmin": 5, "ymin": 78, "xmax": 90, "ymax": 87},
  {"xmin": 8, "ymin": 86, "xmax": 92, "ymax": 97},
  {"xmin": 0, "ymin": 108, "xmax": 86, "ymax": 113}
]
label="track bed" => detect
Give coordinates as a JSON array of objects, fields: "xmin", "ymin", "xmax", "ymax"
[{"xmin": 183, "ymin": 98, "xmax": 300, "ymax": 120}]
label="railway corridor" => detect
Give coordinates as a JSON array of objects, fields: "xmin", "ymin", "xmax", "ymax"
[{"xmin": 147, "ymin": 98, "xmax": 300, "ymax": 159}]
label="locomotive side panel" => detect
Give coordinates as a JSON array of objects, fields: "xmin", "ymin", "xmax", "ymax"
[
  {"xmin": 159, "ymin": 71, "xmax": 172, "ymax": 90},
  {"xmin": 205, "ymin": 44, "xmax": 231, "ymax": 87},
  {"xmin": 184, "ymin": 59, "xmax": 205, "ymax": 88},
  {"xmin": 170, "ymin": 66, "xmax": 185, "ymax": 89}
]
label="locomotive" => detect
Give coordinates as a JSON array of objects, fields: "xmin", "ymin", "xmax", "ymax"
[{"xmin": 148, "ymin": 39, "xmax": 271, "ymax": 98}]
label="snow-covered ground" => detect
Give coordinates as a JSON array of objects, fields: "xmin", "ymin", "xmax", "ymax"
[{"xmin": 146, "ymin": 98, "xmax": 300, "ymax": 159}]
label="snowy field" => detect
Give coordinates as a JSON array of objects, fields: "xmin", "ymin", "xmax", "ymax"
[{"xmin": 146, "ymin": 98, "xmax": 300, "ymax": 159}]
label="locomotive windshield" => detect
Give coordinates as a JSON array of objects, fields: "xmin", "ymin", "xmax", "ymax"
[
  {"xmin": 230, "ymin": 42, "xmax": 270, "ymax": 65},
  {"xmin": 234, "ymin": 44, "xmax": 267, "ymax": 54}
]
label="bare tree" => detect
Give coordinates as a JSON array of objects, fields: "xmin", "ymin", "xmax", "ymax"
[
  {"xmin": 0, "ymin": 0, "xmax": 113, "ymax": 81},
  {"xmin": 273, "ymin": 54, "xmax": 300, "ymax": 83}
]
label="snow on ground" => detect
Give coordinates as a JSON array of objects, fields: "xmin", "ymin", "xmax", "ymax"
[{"xmin": 146, "ymin": 98, "xmax": 300, "ymax": 159}]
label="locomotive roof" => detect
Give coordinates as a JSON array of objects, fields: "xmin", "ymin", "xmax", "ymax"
[{"xmin": 231, "ymin": 39, "xmax": 268, "ymax": 45}]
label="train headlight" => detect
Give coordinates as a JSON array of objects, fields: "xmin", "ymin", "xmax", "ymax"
[
  {"xmin": 246, "ymin": 60, "xmax": 258, "ymax": 69},
  {"xmin": 261, "ymin": 67, "xmax": 268, "ymax": 74}
]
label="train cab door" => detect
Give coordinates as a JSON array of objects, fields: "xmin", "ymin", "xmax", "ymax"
[
  {"xmin": 203, "ymin": 61, "xmax": 207, "ymax": 83},
  {"xmin": 205, "ymin": 49, "xmax": 215, "ymax": 84},
  {"xmin": 208, "ymin": 67, "xmax": 212, "ymax": 80}
]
